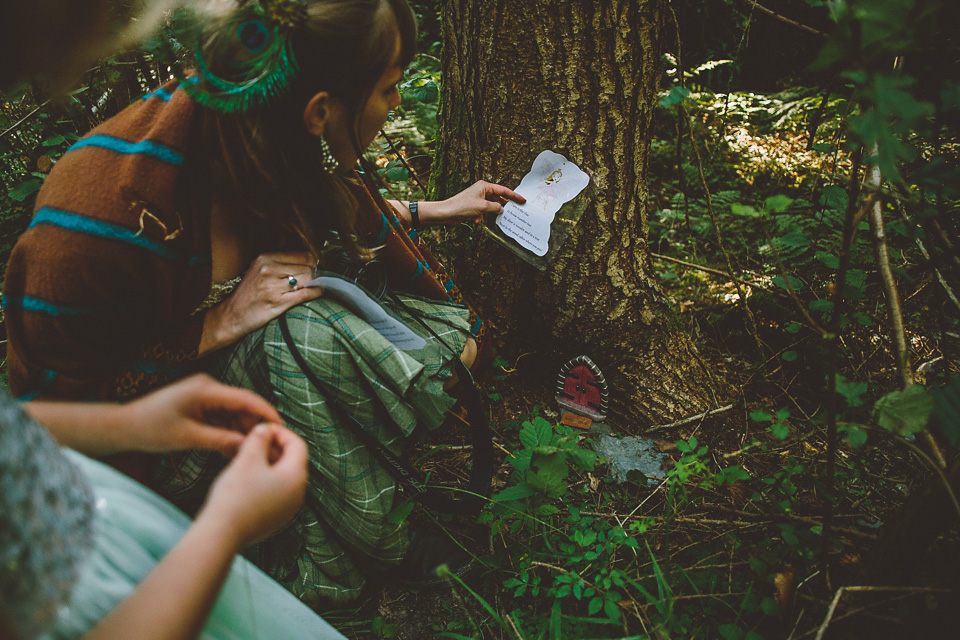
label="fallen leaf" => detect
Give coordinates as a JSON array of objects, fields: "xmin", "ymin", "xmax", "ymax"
[{"xmin": 774, "ymin": 564, "xmax": 795, "ymax": 607}]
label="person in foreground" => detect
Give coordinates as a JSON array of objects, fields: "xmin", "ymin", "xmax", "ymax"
[
  {"xmin": 3, "ymin": 0, "xmax": 524, "ymax": 605},
  {"xmin": 0, "ymin": 374, "xmax": 345, "ymax": 640}
]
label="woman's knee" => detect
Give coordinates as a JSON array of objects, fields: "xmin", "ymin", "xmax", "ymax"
[{"xmin": 460, "ymin": 337, "xmax": 477, "ymax": 370}]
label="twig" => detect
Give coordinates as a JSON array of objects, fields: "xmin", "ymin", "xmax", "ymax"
[
  {"xmin": 683, "ymin": 106, "xmax": 766, "ymax": 357},
  {"xmin": 896, "ymin": 203, "xmax": 960, "ymax": 314},
  {"xmin": 738, "ymin": 0, "xmax": 828, "ymax": 38},
  {"xmin": 0, "ymin": 99, "xmax": 52, "ymax": 139},
  {"xmin": 866, "ymin": 160, "xmax": 913, "ymax": 390},
  {"xmin": 504, "ymin": 614, "xmax": 524, "ymax": 640},
  {"xmin": 815, "ymin": 586, "xmax": 952, "ymax": 640},
  {"xmin": 650, "ymin": 252, "xmax": 766, "ymax": 290},
  {"xmin": 645, "ymin": 404, "xmax": 735, "ymax": 432}
]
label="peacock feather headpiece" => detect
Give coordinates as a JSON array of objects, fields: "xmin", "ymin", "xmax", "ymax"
[{"xmin": 175, "ymin": 0, "xmax": 309, "ymax": 113}]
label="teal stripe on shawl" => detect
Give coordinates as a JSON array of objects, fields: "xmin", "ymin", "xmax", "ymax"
[
  {"xmin": 123, "ymin": 359, "xmax": 193, "ymax": 377},
  {"xmin": 66, "ymin": 134, "xmax": 183, "ymax": 166},
  {"xmin": 16, "ymin": 369, "xmax": 58, "ymax": 401},
  {"xmin": 374, "ymin": 213, "xmax": 389, "ymax": 245},
  {"xmin": 29, "ymin": 208, "xmax": 209, "ymax": 266},
  {"xmin": 0, "ymin": 293, "xmax": 112, "ymax": 317}
]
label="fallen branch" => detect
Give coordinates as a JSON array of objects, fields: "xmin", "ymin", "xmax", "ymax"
[
  {"xmin": 738, "ymin": 0, "xmax": 828, "ymax": 38},
  {"xmin": 815, "ymin": 586, "xmax": 953, "ymax": 640},
  {"xmin": 650, "ymin": 252, "xmax": 767, "ymax": 291},
  {"xmin": 645, "ymin": 404, "xmax": 735, "ymax": 432}
]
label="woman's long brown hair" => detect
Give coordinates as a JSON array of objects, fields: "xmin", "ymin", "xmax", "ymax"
[{"xmin": 197, "ymin": 0, "xmax": 417, "ymax": 261}]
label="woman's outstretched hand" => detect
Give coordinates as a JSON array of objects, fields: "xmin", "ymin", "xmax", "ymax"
[
  {"xmin": 200, "ymin": 423, "xmax": 309, "ymax": 548},
  {"xmin": 200, "ymin": 251, "xmax": 323, "ymax": 354},
  {"xmin": 394, "ymin": 180, "xmax": 526, "ymax": 227}
]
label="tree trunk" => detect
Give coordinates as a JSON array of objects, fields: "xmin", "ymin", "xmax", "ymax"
[{"xmin": 432, "ymin": 0, "xmax": 717, "ymax": 425}]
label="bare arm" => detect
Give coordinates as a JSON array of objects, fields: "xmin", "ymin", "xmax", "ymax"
[
  {"xmin": 24, "ymin": 374, "xmax": 283, "ymax": 458},
  {"xmin": 389, "ymin": 180, "xmax": 525, "ymax": 228}
]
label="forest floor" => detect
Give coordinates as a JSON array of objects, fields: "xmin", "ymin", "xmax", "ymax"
[{"xmin": 320, "ymin": 91, "xmax": 960, "ymax": 638}]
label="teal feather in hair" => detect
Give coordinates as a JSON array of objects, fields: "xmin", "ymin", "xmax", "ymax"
[{"xmin": 182, "ymin": 0, "xmax": 304, "ymax": 113}]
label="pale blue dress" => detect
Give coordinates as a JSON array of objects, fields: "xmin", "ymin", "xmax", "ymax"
[{"xmin": 0, "ymin": 392, "xmax": 344, "ymax": 640}]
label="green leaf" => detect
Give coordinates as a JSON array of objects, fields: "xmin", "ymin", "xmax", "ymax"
[
  {"xmin": 835, "ymin": 375, "xmax": 868, "ymax": 408},
  {"xmin": 527, "ymin": 451, "xmax": 568, "ymax": 496},
  {"xmin": 772, "ymin": 275, "xmax": 803, "ymax": 291},
  {"xmin": 809, "ymin": 299, "xmax": 834, "ymax": 313},
  {"xmin": 9, "ymin": 179, "xmax": 42, "ymax": 202},
  {"xmin": 784, "ymin": 321, "xmax": 802, "ymax": 334},
  {"xmin": 42, "ymin": 134, "xmax": 66, "ymax": 146},
  {"xmin": 509, "ymin": 448, "xmax": 533, "ymax": 472},
  {"xmin": 731, "ymin": 203, "xmax": 760, "ymax": 217},
  {"xmin": 588, "ymin": 596, "xmax": 603, "ymax": 615},
  {"xmin": 840, "ymin": 424, "xmax": 868, "ymax": 448},
  {"xmin": 760, "ymin": 597, "xmax": 781, "ymax": 616},
  {"xmin": 493, "ymin": 482, "xmax": 536, "ymax": 502},
  {"xmin": 603, "ymin": 598, "xmax": 620, "ymax": 620},
  {"xmin": 770, "ymin": 422, "xmax": 789, "ymax": 440},
  {"xmin": 782, "ymin": 351, "xmax": 798, "ymax": 362},
  {"xmin": 873, "ymin": 385, "xmax": 935, "ymax": 436},
  {"xmin": 384, "ymin": 166, "xmax": 409, "ymax": 181},
  {"xmin": 750, "ymin": 409, "xmax": 772, "ymax": 423},
  {"xmin": 658, "ymin": 85, "xmax": 690, "ymax": 108},
  {"xmin": 764, "ymin": 195, "xmax": 793, "ymax": 213},
  {"xmin": 928, "ymin": 377, "xmax": 960, "ymax": 448},
  {"xmin": 779, "ymin": 231, "xmax": 810, "ymax": 250},
  {"xmin": 815, "ymin": 251, "xmax": 840, "ymax": 269}
]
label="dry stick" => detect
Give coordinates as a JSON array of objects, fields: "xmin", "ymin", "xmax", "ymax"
[
  {"xmin": 644, "ymin": 403, "xmax": 735, "ymax": 432},
  {"xmin": 866, "ymin": 164, "xmax": 948, "ymax": 469},
  {"xmin": 814, "ymin": 586, "xmax": 953, "ymax": 640},
  {"xmin": 821, "ymin": 148, "xmax": 869, "ymax": 590},
  {"xmin": 683, "ymin": 107, "xmax": 766, "ymax": 357},
  {"xmin": 738, "ymin": 0, "xmax": 829, "ymax": 38},
  {"xmin": 650, "ymin": 252, "xmax": 767, "ymax": 290},
  {"xmin": 895, "ymin": 204, "xmax": 960, "ymax": 314},
  {"xmin": 0, "ymin": 99, "xmax": 53, "ymax": 139}
]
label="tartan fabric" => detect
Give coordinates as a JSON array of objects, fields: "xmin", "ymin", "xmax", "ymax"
[{"xmin": 206, "ymin": 292, "xmax": 470, "ymax": 606}]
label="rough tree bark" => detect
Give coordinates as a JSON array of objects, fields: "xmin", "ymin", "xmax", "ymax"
[{"xmin": 431, "ymin": 0, "xmax": 718, "ymax": 426}]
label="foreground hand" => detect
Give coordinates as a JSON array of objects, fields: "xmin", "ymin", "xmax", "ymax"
[
  {"xmin": 201, "ymin": 424, "xmax": 309, "ymax": 547},
  {"xmin": 434, "ymin": 180, "xmax": 526, "ymax": 225},
  {"xmin": 201, "ymin": 251, "xmax": 323, "ymax": 353},
  {"xmin": 123, "ymin": 374, "xmax": 284, "ymax": 456}
]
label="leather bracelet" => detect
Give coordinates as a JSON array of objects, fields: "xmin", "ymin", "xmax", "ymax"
[{"xmin": 408, "ymin": 200, "xmax": 420, "ymax": 229}]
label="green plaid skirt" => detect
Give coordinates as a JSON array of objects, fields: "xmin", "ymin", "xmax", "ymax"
[{"xmin": 209, "ymin": 293, "xmax": 470, "ymax": 606}]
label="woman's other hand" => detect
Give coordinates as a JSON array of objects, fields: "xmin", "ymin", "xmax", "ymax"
[
  {"xmin": 122, "ymin": 373, "xmax": 284, "ymax": 457},
  {"xmin": 200, "ymin": 251, "xmax": 323, "ymax": 354},
  {"xmin": 200, "ymin": 423, "xmax": 309, "ymax": 548}
]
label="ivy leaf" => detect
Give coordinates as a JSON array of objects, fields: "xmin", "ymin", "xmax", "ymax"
[{"xmin": 873, "ymin": 385, "xmax": 935, "ymax": 436}]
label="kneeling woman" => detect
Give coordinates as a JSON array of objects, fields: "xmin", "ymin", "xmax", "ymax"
[{"xmin": 3, "ymin": 0, "xmax": 523, "ymax": 606}]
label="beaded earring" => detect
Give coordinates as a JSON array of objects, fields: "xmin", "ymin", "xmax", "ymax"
[{"xmin": 319, "ymin": 136, "xmax": 339, "ymax": 173}]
